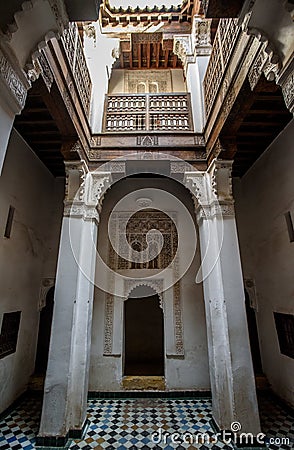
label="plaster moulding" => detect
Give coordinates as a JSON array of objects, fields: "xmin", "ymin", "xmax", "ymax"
[{"xmin": 39, "ymin": 277, "xmax": 55, "ymax": 310}]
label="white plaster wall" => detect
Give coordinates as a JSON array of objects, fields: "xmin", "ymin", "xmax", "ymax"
[
  {"xmin": 84, "ymin": 26, "xmax": 119, "ymax": 133},
  {"xmin": 0, "ymin": 130, "xmax": 64, "ymax": 413},
  {"xmin": 171, "ymin": 69, "xmax": 186, "ymax": 92},
  {"xmin": 186, "ymin": 56, "xmax": 210, "ymax": 132},
  {"xmin": 234, "ymin": 120, "xmax": 294, "ymax": 406},
  {"xmin": 89, "ymin": 176, "xmax": 210, "ymax": 391}
]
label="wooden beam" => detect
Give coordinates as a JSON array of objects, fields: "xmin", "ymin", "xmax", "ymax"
[
  {"xmin": 147, "ymin": 42, "xmax": 151, "ymax": 69},
  {"xmin": 120, "ymin": 52, "xmax": 124, "ymax": 69},
  {"xmin": 172, "ymin": 54, "xmax": 177, "ymax": 68},
  {"xmin": 155, "ymin": 43, "xmax": 160, "ymax": 69},
  {"xmin": 138, "ymin": 43, "xmax": 141, "ymax": 69},
  {"xmin": 164, "ymin": 49, "xmax": 169, "ymax": 68},
  {"xmin": 129, "ymin": 50, "xmax": 133, "ymax": 68}
]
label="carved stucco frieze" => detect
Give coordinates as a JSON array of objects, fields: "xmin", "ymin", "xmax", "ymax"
[
  {"xmin": 103, "ymin": 277, "xmax": 184, "ymax": 357},
  {"xmin": 0, "ymin": 49, "xmax": 27, "ymax": 113},
  {"xmin": 248, "ymin": 43, "xmax": 280, "ymax": 91},
  {"xmin": 279, "ymin": 69, "xmax": 294, "ymax": 113},
  {"xmin": 137, "ymin": 136, "xmax": 158, "ymax": 146},
  {"xmin": 193, "ymin": 18, "xmax": 212, "ymax": 56}
]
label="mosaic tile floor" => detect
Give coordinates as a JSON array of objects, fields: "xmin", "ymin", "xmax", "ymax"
[{"xmin": 0, "ymin": 394, "xmax": 293, "ymax": 449}]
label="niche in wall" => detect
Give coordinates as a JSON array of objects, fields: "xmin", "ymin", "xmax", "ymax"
[
  {"xmin": 274, "ymin": 312, "xmax": 294, "ymax": 359},
  {"xmin": 0, "ymin": 311, "xmax": 21, "ymax": 359}
]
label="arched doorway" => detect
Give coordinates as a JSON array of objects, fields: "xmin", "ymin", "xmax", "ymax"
[
  {"xmin": 35, "ymin": 286, "xmax": 55, "ymax": 374},
  {"xmin": 124, "ymin": 291, "xmax": 164, "ymax": 376}
]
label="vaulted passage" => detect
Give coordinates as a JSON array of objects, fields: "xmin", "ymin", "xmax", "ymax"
[{"xmin": 124, "ymin": 294, "xmax": 164, "ymax": 376}]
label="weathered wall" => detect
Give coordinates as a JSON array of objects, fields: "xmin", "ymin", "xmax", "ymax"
[
  {"xmin": 0, "ymin": 130, "xmax": 64, "ymax": 413},
  {"xmin": 234, "ymin": 119, "xmax": 294, "ymax": 406},
  {"xmin": 89, "ymin": 176, "xmax": 210, "ymax": 391}
]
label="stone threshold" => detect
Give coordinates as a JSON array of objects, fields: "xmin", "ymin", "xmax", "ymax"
[{"xmin": 88, "ymin": 389, "xmax": 212, "ymax": 399}]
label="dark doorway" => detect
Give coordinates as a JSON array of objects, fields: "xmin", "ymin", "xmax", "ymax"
[
  {"xmin": 124, "ymin": 293, "xmax": 164, "ymax": 376},
  {"xmin": 245, "ymin": 290, "xmax": 263, "ymax": 374},
  {"xmin": 34, "ymin": 287, "xmax": 54, "ymax": 374}
]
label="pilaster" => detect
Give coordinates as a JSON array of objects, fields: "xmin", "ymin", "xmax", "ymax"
[
  {"xmin": 184, "ymin": 159, "xmax": 261, "ymax": 438},
  {"xmin": 38, "ymin": 163, "xmax": 111, "ymax": 445}
]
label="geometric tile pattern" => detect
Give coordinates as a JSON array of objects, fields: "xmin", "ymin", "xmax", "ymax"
[
  {"xmin": 258, "ymin": 394, "xmax": 294, "ymax": 450},
  {"xmin": 0, "ymin": 394, "xmax": 293, "ymax": 449},
  {"xmin": 70, "ymin": 398, "xmax": 232, "ymax": 449},
  {"xmin": 0, "ymin": 396, "xmax": 41, "ymax": 450}
]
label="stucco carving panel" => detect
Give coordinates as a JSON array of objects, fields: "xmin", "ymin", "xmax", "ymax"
[{"xmin": 0, "ymin": 50, "xmax": 27, "ymax": 112}]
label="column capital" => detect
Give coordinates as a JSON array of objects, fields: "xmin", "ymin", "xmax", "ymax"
[
  {"xmin": 207, "ymin": 159, "xmax": 233, "ymax": 203},
  {"xmin": 184, "ymin": 159, "xmax": 235, "ymax": 222},
  {"xmin": 64, "ymin": 160, "xmax": 88, "ymax": 203},
  {"xmin": 86, "ymin": 171, "xmax": 112, "ymax": 212}
]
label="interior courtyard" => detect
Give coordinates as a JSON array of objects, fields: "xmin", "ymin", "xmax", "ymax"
[{"xmin": 0, "ymin": 1, "xmax": 293, "ymax": 449}]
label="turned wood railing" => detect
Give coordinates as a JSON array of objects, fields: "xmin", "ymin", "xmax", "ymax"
[
  {"xmin": 203, "ymin": 18, "xmax": 240, "ymax": 117},
  {"xmin": 103, "ymin": 93, "xmax": 193, "ymax": 132},
  {"xmin": 61, "ymin": 23, "xmax": 92, "ymax": 117}
]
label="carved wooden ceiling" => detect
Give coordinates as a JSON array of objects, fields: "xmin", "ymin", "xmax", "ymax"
[
  {"xmin": 219, "ymin": 77, "xmax": 292, "ymax": 177},
  {"xmin": 100, "ymin": 0, "xmax": 201, "ymax": 29},
  {"xmin": 201, "ymin": 0, "xmax": 244, "ymax": 18},
  {"xmin": 13, "ymin": 79, "xmax": 78, "ymax": 177},
  {"xmin": 114, "ymin": 33, "xmax": 183, "ymax": 70}
]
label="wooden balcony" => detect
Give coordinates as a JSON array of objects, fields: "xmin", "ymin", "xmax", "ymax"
[
  {"xmin": 61, "ymin": 22, "xmax": 92, "ymax": 117},
  {"xmin": 203, "ymin": 18, "xmax": 239, "ymax": 118},
  {"xmin": 103, "ymin": 93, "xmax": 193, "ymax": 132}
]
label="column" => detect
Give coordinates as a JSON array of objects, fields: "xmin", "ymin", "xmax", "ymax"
[
  {"xmin": 185, "ymin": 160, "xmax": 261, "ymax": 436},
  {"xmin": 37, "ymin": 162, "xmax": 107, "ymax": 445}
]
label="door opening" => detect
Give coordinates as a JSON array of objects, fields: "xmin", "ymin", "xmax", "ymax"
[
  {"xmin": 124, "ymin": 293, "xmax": 164, "ymax": 376},
  {"xmin": 245, "ymin": 289, "xmax": 263, "ymax": 374},
  {"xmin": 34, "ymin": 286, "xmax": 54, "ymax": 374}
]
